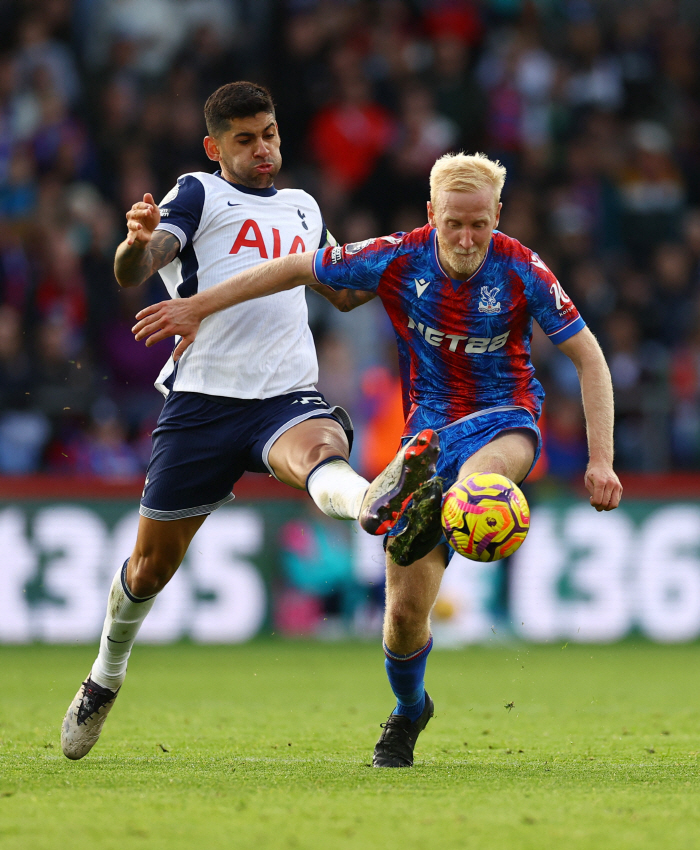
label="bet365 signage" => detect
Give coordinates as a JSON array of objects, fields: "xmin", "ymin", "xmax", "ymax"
[
  {"xmin": 1, "ymin": 498, "xmax": 699, "ymax": 644},
  {"xmin": 436, "ymin": 500, "xmax": 700, "ymax": 644},
  {"xmin": 511, "ymin": 502, "xmax": 700, "ymax": 643},
  {"xmin": 0, "ymin": 505, "xmax": 267, "ymax": 643}
]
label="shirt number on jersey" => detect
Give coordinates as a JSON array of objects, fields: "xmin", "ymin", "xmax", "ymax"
[
  {"xmin": 549, "ymin": 280, "xmax": 571, "ymax": 310},
  {"xmin": 230, "ymin": 219, "xmax": 306, "ymax": 259}
]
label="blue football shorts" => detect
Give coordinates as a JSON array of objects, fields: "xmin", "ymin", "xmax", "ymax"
[
  {"xmin": 140, "ymin": 390, "xmax": 352, "ymax": 521},
  {"xmin": 386, "ymin": 404, "xmax": 542, "ymax": 553}
]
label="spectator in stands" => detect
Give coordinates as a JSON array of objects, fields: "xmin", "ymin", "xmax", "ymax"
[
  {"xmin": 564, "ymin": 13, "xmax": 623, "ymax": 114},
  {"xmin": 539, "ymin": 394, "xmax": 588, "ymax": 479},
  {"xmin": 72, "ymin": 400, "xmax": 142, "ymax": 479},
  {"xmin": 0, "ymin": 222, "xmax": 32, "ymax": 314},
  {"xmin": 308, "ymin": 47, "xmax": 396, "ymax": 197},
  {"xmin": 427, "ymin": 34, "xmax": 485, "ymax": 152},
  {"xmin": 33, "ymin": 231, "xmax": 87, "ymax": 347},
  {"xmin": 360, "ymin": 362, "xmax": 404, "ymax": 480},
  {"xmin": 0, "ymin": 302, "xmax": 49, "ymax": 473},
  {"xmin": 669, "ymin": 302, "xmax": 700, "ymax": 465},
  {"xmin": 568, "ymin": 260, "xmax": 616, "ymax": 339},
  {"xmin": 33, "ymin": 313, "xmax": 95, "ymax": 424},
  {"xmin": 604, "ymin": 309, "xmax": 669, "ymax": 470},
  {"xmin": 15, "ymin": 13, "xmax": 81, "ymax": 109},
  {"xmin": 0, "ymin": 145, "xmax": 38, "ymax": 221},
  {"xmin": 648, "ymin": 242, "xmax": 696, "ymax": 347},
  {"xmin": 617, "ymin": 121, "xmax": 685, "ymax": 258}
]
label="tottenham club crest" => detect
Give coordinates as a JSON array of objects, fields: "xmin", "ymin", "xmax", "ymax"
[{"xmin": 478, "ymin": 286, "xmax": 502, "ymax": 315}]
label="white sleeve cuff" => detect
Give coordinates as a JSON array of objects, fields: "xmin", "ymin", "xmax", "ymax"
[{"xmin": 155, "ymin": 222, "xmax": 186, "ymax": 250}]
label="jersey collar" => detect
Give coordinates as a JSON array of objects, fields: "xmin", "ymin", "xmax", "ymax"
[
  {"xmin": 431, "ymin": 228, "xmax": 494, "ymax": 291},
  {"xmin": 215, "ymin": 170, "xmax": 277, "ymax": 197}
]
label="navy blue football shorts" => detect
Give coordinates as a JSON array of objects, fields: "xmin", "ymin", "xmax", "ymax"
[
  {"xmin": 140, "ymin": 390, "xmax": 353, "ymax": 521},
  {"xmin": 386, "ymin": 404, "xmax": 542, "ymax": 553}
]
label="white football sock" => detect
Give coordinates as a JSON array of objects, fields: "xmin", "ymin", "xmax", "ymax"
[
  {"xmin": 307, "ymin": 459, "xmax": 369, "ymax": 520},
  {"xmin": 90, "ymin": 561, "xmax": 157, "ymax": 691}
]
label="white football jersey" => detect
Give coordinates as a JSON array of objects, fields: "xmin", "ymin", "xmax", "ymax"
[{"xmin": 153, "ymin": 170, "xmax": 333, "ymax": 399}]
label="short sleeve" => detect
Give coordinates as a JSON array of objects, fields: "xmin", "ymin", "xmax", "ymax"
[
  {"xmin": 155, "ymin": 175, "xmax": 205, "ymax": 251},
  {"xmin": 312, "ymin": 235, "xmax": 404, "ymax": 293},
  {"xmin": 318, "ymin": 218, "xmax": 338, "ymax": 249},
  {"xmin": 525, "ymin": 253, "xmax": 586, "ymax": 344}
]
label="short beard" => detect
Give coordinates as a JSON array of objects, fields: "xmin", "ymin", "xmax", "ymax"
[{"xmin": 441, "ymin": 243, "xmax": 487, "ymax": 277}]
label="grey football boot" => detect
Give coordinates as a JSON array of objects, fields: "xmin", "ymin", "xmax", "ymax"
[{"xmin": 61, "ymin": 675, "xmax": 120, "ymax": 760}]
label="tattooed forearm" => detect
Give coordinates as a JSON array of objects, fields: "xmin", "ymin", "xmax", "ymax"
[
  {"xmin": 114, "ymin": 232, "xmax": 180, "ymax": 288},
  {"xmin": 308, "ymin": 284, "xmax": 376, "ymax": 312},
  {"xmin": 149, "ymin": 232, "xmax": 180, "ymax": 269}
]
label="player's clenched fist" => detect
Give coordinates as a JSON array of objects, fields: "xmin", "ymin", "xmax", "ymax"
[
  {"xmin": 126, "ymin": 193, "xmax": 160, "ymax": 246},
  {"xmin": 133, "ymin": 299, "xmax": 202, "ymax": 360},
  {"xmin": 584, "ymin": 464, "xmax": 623, "ymax": 512}
]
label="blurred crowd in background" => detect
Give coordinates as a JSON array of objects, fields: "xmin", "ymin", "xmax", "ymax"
[{"xmin": 2, "ymin": 0, "xmax": 700, "ymax": 482}]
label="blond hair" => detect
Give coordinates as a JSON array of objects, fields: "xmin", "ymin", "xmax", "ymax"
[{"xmin": 430, "ymin": 152, "xmax": 506, "ymax": 211}]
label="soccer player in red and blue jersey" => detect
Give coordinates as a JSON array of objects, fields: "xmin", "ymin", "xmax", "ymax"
[{"xmin": 134, "ymin": 152, "xmax": 623, "ymax": 769}]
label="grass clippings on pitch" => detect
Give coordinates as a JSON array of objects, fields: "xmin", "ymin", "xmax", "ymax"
[{"xmin": 1, "ymin": 641, "xmax": 699, "ymax": 850}]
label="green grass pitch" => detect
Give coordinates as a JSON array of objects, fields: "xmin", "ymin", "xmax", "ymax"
[{"xmin": 1, "ymin": 640, "xmax": 699, "ymax": 850}]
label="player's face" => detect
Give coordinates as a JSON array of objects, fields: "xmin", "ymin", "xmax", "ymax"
[
  {"xmin": 428, "ymin": 189, "xmax": 501, "ymax": 280},
  {"xmin": 204, "ymin": 112, "xmax": 282, "ymax": 189}
]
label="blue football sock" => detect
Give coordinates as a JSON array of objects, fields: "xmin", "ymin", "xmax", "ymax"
[{"xmin": 384, "ymin": 635, "xmax": 433, "ymax": 722}]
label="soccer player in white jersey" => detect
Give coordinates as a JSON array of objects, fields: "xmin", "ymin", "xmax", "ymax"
[{"xmin": 60, "ymin": 82, "xmax": 439, "ymax": 760}]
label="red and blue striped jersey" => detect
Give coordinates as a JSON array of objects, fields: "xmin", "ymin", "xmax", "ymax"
[{"xmin": 313, "ymin": 224, "xmax": 585, "ymax": 427}]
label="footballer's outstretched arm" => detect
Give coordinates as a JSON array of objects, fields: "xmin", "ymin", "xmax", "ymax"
[
  {"xmin": 133, "ymin": 251, "xmax": 318, "ymax": 358},
  {"xmin": 557, "ymin": 326, "xmax": 623, "ymax": 512},
  {"xmin": 114, "ymin": 193, "xmax": 180, "ymax": 288},
  {"xmin": 308, "ymin": 284, "xmax": 377, "ymax": 312}
]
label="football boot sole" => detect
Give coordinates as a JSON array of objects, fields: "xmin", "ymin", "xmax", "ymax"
[
  {"xmin": 359, "ymin": 429, "xmax": 440, "ymax": 536},
  {"xmin": 387, "ymin": 476, "xmax": 444, "ymax": 566}
]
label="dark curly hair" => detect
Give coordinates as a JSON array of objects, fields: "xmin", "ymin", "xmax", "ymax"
[{"xmin": 204, "ymin": 82, "xmax": 276, "ymax": 137}]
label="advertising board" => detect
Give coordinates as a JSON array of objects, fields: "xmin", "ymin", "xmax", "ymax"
[{"xmin": 1, "ymin": 492, "xmax": 699, "ymax": 644}]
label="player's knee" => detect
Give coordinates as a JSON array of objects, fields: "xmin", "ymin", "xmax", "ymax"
[
  {"xmin": 302, "ymin": 425, "xmax": 349, "ymax": 467},
  {"xmin": 270, "ymin": 421, "xmax": 349, "ymax": 488},
  {"xmin": 282, "ymin": 444, "xmax": 349, "ymax": 489},
  {"xmin": 306, "ymin": 444, "xmax": 348, "ymax": 478},
  {"xmin": 386, "ymin": 598, "xmax": 430, "ymax": 640},
  {"xmin": 484, "ymin": 456, "xmax": 509, "ymax": 478},
  {"xmin": 127, "ymin": 551, "xmax": 179, "ymax": 597}
]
